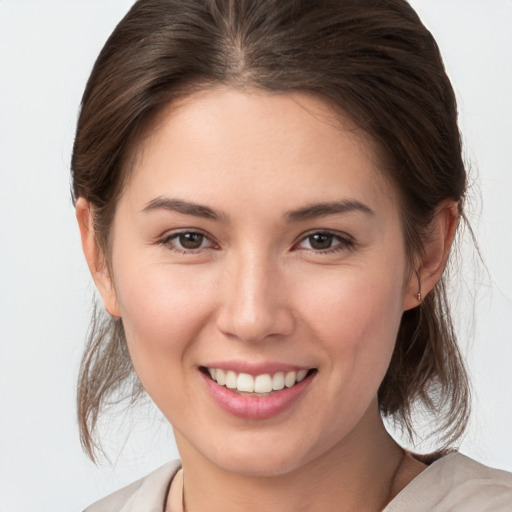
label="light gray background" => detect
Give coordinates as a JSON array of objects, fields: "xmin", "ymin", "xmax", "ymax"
[{"xmin": 1, "ymin": 1, "xmax": 511, "ymax": 510}]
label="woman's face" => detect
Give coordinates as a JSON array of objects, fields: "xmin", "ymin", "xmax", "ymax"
[{"xmin": 103, "ymin": 87, "xmax": 417, "ymax": 476}]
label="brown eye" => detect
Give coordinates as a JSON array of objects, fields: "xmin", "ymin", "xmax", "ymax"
[
  {"xmin": 177, "ymin": 232, "xmax": 206, "ymax": 250},
  {"xmin": 307, "ymin": 233, "xmax": 333, "ymax": 250},
  {"xmin": 296, "ymin": 231, "xmax": 354, "ymax": 253},
  {"xmin": 160, "ymin": 230, "xmax": 217, "ymax": 254}
]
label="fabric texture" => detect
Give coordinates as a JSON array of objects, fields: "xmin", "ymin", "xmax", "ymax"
[{"xmin": 83, "ymin": 453, "xmax": 512, "ymax": 512}]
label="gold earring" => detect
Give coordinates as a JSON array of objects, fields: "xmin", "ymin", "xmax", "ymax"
[{"xmin": 415, "ymin": 271, "xmax": 422, "ymax": 303}]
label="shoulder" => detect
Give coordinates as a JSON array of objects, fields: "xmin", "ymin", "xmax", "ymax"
[
  {"xmin": 385, "ymin": 452, "xmax": 512, "ymax": 512},
  {"xmin": 83, "ymin": 460, "xmax": 181, "ymax": 512}
]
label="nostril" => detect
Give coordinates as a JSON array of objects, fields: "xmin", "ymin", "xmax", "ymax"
[{"xmin": 216, "ymin": 308, "xmax": 295, "ymax": 344}]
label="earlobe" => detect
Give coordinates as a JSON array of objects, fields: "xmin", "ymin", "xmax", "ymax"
[
  {"xmin": 75, "ymin": 197, "xmax": 121, "ymax": 318},
  {"xmin": 403, "ymin": 200, "xmax": 459, "ymax": 311}
]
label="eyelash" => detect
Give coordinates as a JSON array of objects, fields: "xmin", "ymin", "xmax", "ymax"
[
  {"xmin": 159, "ymin": 230, "xmax": 218, "ymax": 254},
  {"xmin": 293, "ymin": 231, "xmax": 355, "ymax": 255},
  {"xmin": 158, "ymin": 230, "xmax": 355, "ymax": 255}
]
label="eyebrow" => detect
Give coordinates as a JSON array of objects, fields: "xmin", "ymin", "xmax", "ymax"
[
  {"xmin": 285, "ymin": 200, "xmax": 375, "ymax": 222},
  {"xmin": 142, "ymin": 196, "xmax": 374, "ymax": 223},
  {"xmin": 142, "ymin": 197, "xmax": 229, "ymax": 222}
]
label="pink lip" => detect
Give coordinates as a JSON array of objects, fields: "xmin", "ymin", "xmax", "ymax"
[{"xmin": 201, "ymin": 370, "xmax": 315, "ymax": 420}]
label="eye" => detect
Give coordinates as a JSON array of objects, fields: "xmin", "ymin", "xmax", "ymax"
[
  {"xmin": 295, "ymin": 231, "xmax": 354, "ymax": 253},
  {"xmin": 161, "ymin": 231, "xmax": 216, "ymax": 252}
]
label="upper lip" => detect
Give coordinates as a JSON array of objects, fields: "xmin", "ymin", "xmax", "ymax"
[{"xmin": 201, "ymin": 361, "xmax": 314, "ymax": 376}]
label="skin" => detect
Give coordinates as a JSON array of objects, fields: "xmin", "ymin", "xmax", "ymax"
[{"xmin": 77, "ymin": 87, "xmax": 457, "ymax": 511}]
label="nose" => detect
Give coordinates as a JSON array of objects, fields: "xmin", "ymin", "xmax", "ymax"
[{"xmin": 216, "ymin": 252, "xmax": 295, "ymax": 343}]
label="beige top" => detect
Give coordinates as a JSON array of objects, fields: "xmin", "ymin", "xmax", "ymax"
[{"xmin": 84, "ymin": 453, "xmax": 512, "ymax": 512}]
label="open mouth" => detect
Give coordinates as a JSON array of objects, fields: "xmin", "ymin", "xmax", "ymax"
[{"xmin": 201, "ymin": 367, "xmax": 317, "ymax": 396}]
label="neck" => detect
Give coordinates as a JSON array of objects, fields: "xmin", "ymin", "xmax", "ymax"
[{"xmin": 174, "ymin": 403, "xmax": 413, "ymax": 512}]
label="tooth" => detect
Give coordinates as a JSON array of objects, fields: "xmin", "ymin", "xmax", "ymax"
[
  {"xmin": 296, "ymin": 369, "xmax": 308, "ymax": 382},
  {"xmin": 237, "ymin": 373, "xmax": 255, "ymax": 392},
  {"xmin": 225, "ymin": 370, "xmax": 237, "ymax": 389},
  {"xmin": 216, "ymin": 369, "xmax": 226, "ymax": 386},
  {"xmin": 254, "ymin": 374, "xmax": 272, "ymax": 393},
  {"xmin": 272, "ymin": 372, "xmax": 285, "ymax": 390},
  {"xmin": 208, "ymin": 368, "xmax": 216, "ymax": 380},
  {"xmin": 284, "ymin": 371, "xmax": 297, "ymax": 388}
]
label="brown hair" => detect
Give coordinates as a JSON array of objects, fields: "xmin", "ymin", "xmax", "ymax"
[{"xmin": 72, "ymin": 0, "xmax": 470, "ymax": 460}]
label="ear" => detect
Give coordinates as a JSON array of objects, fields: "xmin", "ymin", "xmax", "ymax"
[
  {"xmin": 403, "ymin": 200, "xmax": 459, "ymax": 311},
  {"xmin": 76, "ymin": 197, "xmax": 121, "ymax": 318}
]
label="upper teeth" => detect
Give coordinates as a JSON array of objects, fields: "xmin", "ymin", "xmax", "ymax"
[{"xmin": 208, "ymin": 368, "xmax": 308, "ymax": 394}]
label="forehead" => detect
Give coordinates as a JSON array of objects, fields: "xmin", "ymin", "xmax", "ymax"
[{"xmin": 124, "ymin": 86, "xmax": 397, "ymax": 215}]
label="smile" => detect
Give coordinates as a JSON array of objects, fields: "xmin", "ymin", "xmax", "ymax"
[
  {"xmin": 201, "ymin": 366, "xmax": 316, "ymax": 419},
  {"xmin": 206, "ymin": 368, "xmax": 309, "ymax": 395}
]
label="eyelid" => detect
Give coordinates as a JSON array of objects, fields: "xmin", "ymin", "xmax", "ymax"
[
  {"xmin": 292, "ymin": 229, "xmax": 355, "ymax": 252},
  {"xmin": 156, "ymin": 228, "xmax": 354, "ymax": 254},
  {"xmin": 158, "ymin": 228, "xmax": 219, "ymax": 252}
]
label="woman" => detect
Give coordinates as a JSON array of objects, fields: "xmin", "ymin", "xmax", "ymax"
[{"xmin": 72, "ymin": 0, "xmax": 512, "ymax": 510}]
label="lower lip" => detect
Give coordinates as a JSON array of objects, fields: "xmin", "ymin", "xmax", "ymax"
[{"xmin": 201, "ymin": 371, "xmax": 314, "ymax": 420}]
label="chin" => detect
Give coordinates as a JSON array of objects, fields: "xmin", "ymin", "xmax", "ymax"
[
  {"xmin": 216, "ymin": 453, "xmax": 306, "ymax": 478},
  {"xmin": 200, "ymin": 434, "xmax": 322, "ymax": 478}
]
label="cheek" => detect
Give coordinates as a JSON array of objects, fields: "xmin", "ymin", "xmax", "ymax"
[
  {"xmin": 299, "ymin": 264, "xmax": 406, "ymax": 384},
  {"xmin": 112, "ymin": 258, "xmax": 216, "ymax": 384}
]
